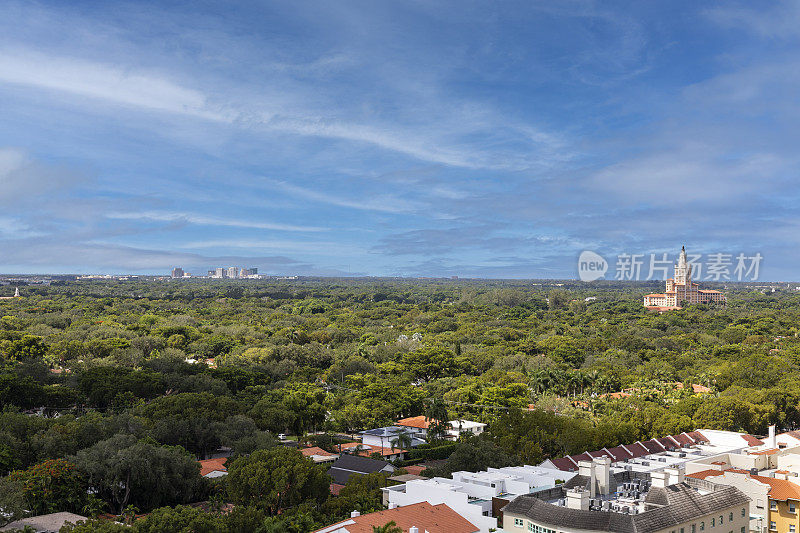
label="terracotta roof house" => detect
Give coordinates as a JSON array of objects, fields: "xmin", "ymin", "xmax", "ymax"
[
  {"xmin": 301, "ymin": 446, "xmax": 340, "ymax": 463},
  {"xmin": 199, "ymin": 457, "xmax": 228, "ymax": 478},
  {"xmin": 312, "ymin": 501, "xmax": 479, "ymax": 533}
]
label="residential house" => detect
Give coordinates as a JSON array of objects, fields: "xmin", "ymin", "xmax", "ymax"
[
  {"xmin": 329, "ymin": 454, "xmax": 396, "ymax": 487},
  {"xmin": 199, "ymin": 457, "xmax": 228, "ymax": 478},
  {"xmin": 395, "ymin": 416, "xmax": 487, "ymax": 440},
  {"xmin": 0, "ymin": 512, "xmax": 89, "ymax": 532},
  {"xmin": 361, "ymin": 426, "xmax": 426, "ymax": 449},
  {"xmin": 301, "ymin": 446, "xmax": 339, "ymax": 464},
  {"xmin": 311, "ymin": 501, "xmax": 479, "ymax": 533}
]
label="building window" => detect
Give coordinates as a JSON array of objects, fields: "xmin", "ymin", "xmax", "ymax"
[
  {"xmin": 700, "ymin": 522, "xmax": 705, "ymax": 531},
  {"xmin": 712, "ymin": 519, "xmax": 716, "ymax": 527},
  {"xmin": 729, "ymin": 513, "xmax": 734, "ymax": 522},
  {"xmin": 770, "ymin": 522, "xmax": 777, "ymax": 531},
  {"xmin": 791, "ymin": 526, "xmax": 796, "ymax": 533},
  {"xmin": 742, "ymin": 509, "xmax": 746, "ymax": 517},
  {"xmin": 742, "ymin": 528, "xmax": 746, "ymax": 533},
  {"xmin": 693, "ymin": 525, "xmax": 696, "ymax": 533},
  {"xmin": 791, "ymin": 502, "xmax": 797, "ymax": 513},
  {"xmin": 515, "ymin": 518, "xmax": 523, "ymax": 527},
  {"xmin": 720, "ymin": 515, "xmax": 724, "ymax": 524},
  {"xmin": 771, "ymin": 501, "xmax": 778, "ymax": 511},
  {"xmin": 528, "ymin": 523, "xmax": 535, "ymax": 532}
]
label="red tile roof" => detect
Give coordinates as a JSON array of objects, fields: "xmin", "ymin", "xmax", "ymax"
[
  {"xmin": 330, "ymin": 483, "xmax": 345, "ymax": 495},
  {"xmin": 404, "ymin": 464, "xmax": 426, "ymax": 476},
  {"xmin": 742, "ymin": 434, "xmax": 765, "ymax": 446},
  {"xmin": 356, "ymin": 445, "xmax": 407, "ymax": 458},
  {"xmin": 301, "ymin": 446, "xmax": 338, "ymax": 458},
  {"xmin": 199, "ymin": 458, "xmax": 227, "ymax": 476},
  {"xmin": 687, "ymin": 469, "xmax": 800, "ymax": 501},
  {"xmin": 312, "ymin": 502, "xmax": 479, "ymax": 533},
  {"xmin": 396, "ymin": 416, "xmax": 431, "ymax": 429}
]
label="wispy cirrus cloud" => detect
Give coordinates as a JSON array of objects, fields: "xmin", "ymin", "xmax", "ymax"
[{"xmin": 106, "ymin": 211, "xmax": 327, "ymax": 232}]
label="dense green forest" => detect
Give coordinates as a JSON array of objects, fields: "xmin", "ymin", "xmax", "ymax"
[{"xmin": 0, "ymin": 278, "xmax": 798, "ymax": 531}]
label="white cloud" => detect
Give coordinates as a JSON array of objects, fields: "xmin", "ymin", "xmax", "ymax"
[
  {"xmin": 0, "ymin": 49, "xmax": 229, "ymax": 121},
  {"xmin": 0, "ymin": 46, "xmax": 567, "ymax": 171},
  {"xmin": 179, "ymin": 239, "xmax": 365, "ymax": 255},
  {"xmin": 264, "ymin": 179, "xmax": 420, "ymax": 214},
  {"xmin": 106, "ymin": 211, "xmax": 327, "ymax": 232}
]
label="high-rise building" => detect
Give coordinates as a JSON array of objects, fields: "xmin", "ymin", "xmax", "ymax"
[
  {"xmin": 239, "ymin": 268, "xmax": 248, "ymax": 278},
  {"xmin": 171, "ymin": 267, "xmax": 184, "ymax": 278},
  {"xmin": 227, "ymin": 267, "xmax": 238, "ymax": 279},
  {"xmin": 215, "ymin": 267, "xmax": 226, "ymax": 278},
  {"xmin": 643, "ymin": 246, "xmax": 726, "ymax": 310},
  {"xmin": 249, "ymin": 267, "xmax": 258, "ymax": 275}
]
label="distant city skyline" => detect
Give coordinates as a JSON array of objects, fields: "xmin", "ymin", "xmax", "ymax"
[{"xmin": 1, "ymin": 2, "xmax": 799, "ymax": 279}]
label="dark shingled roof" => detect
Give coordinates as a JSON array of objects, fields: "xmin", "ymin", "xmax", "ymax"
[
  {"xmin": 606, "ymin": 446, "xmax": 634, "ymax": 461},
  {"xmin": 656, "ymin": 437, "xmax": 679, "ymax": 450},
  {"xmin": 687, "ymin": 431, "xmax": 708, "ymax": 444},
  {"xmin": 503, "ymin": 484, "xmax": 749, "ymax": 533},
  {"xmin": 549, "ymin": 457, "xmax": 578, "ymax": 471},
  {"xmin": 328, "ymin": 454, "xmax": 393, "ymax": 485},
  {"xmin": 672, "ymin": 433, "xmax": 694, "ymax": 447},
  {"xmin": 624, "ymin": 443, "xmax": 650, "ymax": 458},
  {"xmin": 641, "ymin": 439, "xmax": 665, "ymax": 453}
]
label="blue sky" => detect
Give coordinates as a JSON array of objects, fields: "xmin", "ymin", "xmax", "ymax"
[{"xmin": 1, "ymin": 0, "xmax": 798, "ymax": 279}]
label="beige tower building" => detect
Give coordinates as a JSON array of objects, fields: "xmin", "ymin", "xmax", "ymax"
[{"xmin": 644, "ymin": 246, "xmax": 726, "ymax": 310}]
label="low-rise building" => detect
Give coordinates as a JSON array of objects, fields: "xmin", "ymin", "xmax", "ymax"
[
  {"xmin": 503, "ymin": 464, "xmax": 749, "ymax": 533},
  {"xmin": 383, "ymin": 464, "xmax": 575, "ymax": 532},
  {"xmin": 394, "ymin": 417, "xmax": 486, "ymax": 440},
  {"xmin": 300, "ymin": 446, "xmax": 340, "ymax": 464},
  {"xmin": 361, "ymin": 426, "xmax": 426, "ymax": 449},
  {"xmin": 312, "ymin": 501, "xmax": 479, "ymax": 533},
  {"xmin": 199, "ymin": 457, "xmax": 228, "ymax": 478},
  {"xmin": 329, "ymin": 454, "xmax": 396, "ymax": 487}
]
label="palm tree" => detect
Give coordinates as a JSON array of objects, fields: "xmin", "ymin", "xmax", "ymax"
[
  {"xmin": 426, "ymin": 398, "xmax": 450, "ymax": 440},
  {"xmin": 373, "ymin": 521, "xmax": 402, "ymax": 533},
  {"xmin": 390, "ymin": 431, "xmax": 413, "ymax": 451}
]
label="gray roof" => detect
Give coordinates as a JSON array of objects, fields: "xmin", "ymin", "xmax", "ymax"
[
  {"xmin": 502, "ymin": 484, "xmax": 749, "ymax": 533},
  {"xmin": 329, "ymin": 454, "xmax": 395, "ymax": 485},
  {"xmin": 1, "ymin": 512, "xmax": 88, "ymax": 532}
]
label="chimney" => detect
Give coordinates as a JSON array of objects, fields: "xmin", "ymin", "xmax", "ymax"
[
  {"xmin": 566, "ymin": 488, "xmax": 590, "ymax": 511},
  {"xmin": 350, "ymin": 510, "xmax": 360, "ymax": 518},
  {"xmin": 578, "ymin": 460, "xmax": 596, "ymax": 498},
  {"xmin": 664, "ymin": 467, "xmax": 684, "ymax": 485},
  {"xmin": 769, "ymin": 425, "xmax": 777, "ymax": 448},
  {"xmin": 594, "ymin": 457, "xmax": 612, "ymax": 495},
  {"xmin": 410, "ymin": 527, "xmax": 419, "ymax": 533},
  {"xmin": 388, "ymin": 502, "xmax": 398, "ymax": 509},
  {"xmin": 651, "ymin": 471, "xmax": 668, "ymax": 488}
]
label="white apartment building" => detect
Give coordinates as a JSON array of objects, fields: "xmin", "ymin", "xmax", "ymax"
[{"xmin": 382, "ymin": 464, "xmax": 575, "ymax": 533}]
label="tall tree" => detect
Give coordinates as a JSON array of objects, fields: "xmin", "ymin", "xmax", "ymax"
[{"xmin": 226, "ymin": 447, "xmax": 329, "ymax": 515}]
